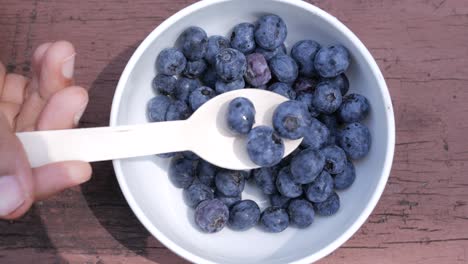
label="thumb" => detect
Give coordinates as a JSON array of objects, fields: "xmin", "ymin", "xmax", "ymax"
[{"xmin": 0, "ymin": 113, "xmax": 34, "ymax": 219}]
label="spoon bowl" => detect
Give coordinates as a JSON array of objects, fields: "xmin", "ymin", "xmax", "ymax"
[{"xmin": 189, "ymin": 89, "xmax": 301, "ymax": 170}]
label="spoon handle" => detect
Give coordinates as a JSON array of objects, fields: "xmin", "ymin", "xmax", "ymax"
[{"xmin": 16, "ymin": 121, "xmax": 190, "ymax": 168}]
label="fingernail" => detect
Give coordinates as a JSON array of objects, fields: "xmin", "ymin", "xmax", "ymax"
[
  {"xmin": 62, "ymin": 53, "xmax": 76, "ymax": 79},
  {"xmin": 73, "ymin": 101, "xmax": 88, "ymax": 127},
  {"xmin": 0, "ymin": 176, "xmax": 25, "ymax": 217}
]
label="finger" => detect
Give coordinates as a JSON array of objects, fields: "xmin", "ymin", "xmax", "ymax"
[
  {"xmin": 36, "ymin": 86, "xmax": 88, "ymax": 130},
  {"xmin": 33, "ymin": 43, "xmax": 53, "ymax": 77},
  {"xmin": 0, "ymin": 113, "xmax": 34, "ymax": 219},
  {"xmin": 38, "ymin": 40, "xmax": 76, "ymax": 99},
  {"xmin": 15, "ymin": 92, "xmax": 46, "ymax": 131},
  {"xmin": 16, "ymin": 41, "xmax": 75, "ymax": 131},
  {"xmin": 1, "ymin": 73, "xmax": 28, "ymax": 104},
  {"xmin": 33, "ymin": 161, "xmax": 92, "ymax": 201},
  {"xmin": 0, "ymin": 74, "xmax": 29, "ymax": 128},
  {"xmin": 23, "ymin": 42, "xmax": 53, "ymax": 101},
  {"xmin": 0, "ymin": 102, "xmax": 21, "ymax": 129},
  {"xmin": 0, "ymin": 62, "xmax": 6, "ymax": 95}
]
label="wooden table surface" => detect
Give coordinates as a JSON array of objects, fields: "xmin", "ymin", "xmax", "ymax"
[{"xmin": 1, "ymin": 0, "xmax": 468, "ymax": 263}]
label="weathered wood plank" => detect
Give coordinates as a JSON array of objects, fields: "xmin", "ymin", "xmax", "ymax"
[{"xmin": 1, "ymin": 0, "xmax": 468, "ymax": 263}]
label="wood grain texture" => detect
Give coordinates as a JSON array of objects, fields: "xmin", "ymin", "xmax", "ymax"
[{"xmin": 1, "ymin": 0, "xmax": 468, "ymax": 263}]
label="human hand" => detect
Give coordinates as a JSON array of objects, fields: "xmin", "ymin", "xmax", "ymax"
[{"xmin": 0, "ymin": 41, "xmax": 92, "ymax": 219}]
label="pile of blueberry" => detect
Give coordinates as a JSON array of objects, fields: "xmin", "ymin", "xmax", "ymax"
[{"xmin": 147, "ymin": 14, "xmax": 371, "ymax": 233}]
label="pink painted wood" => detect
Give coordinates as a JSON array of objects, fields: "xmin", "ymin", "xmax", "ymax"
[{"xmin": 1, "ymin": 0, "xmax": 467, "ymax": 263}]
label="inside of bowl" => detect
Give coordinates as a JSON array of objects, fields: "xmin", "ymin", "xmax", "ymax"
[{"xmin": 112, "ymin": 0, "xmax": 392, "ymax": 263}]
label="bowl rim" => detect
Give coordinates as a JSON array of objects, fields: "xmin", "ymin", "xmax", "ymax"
[{"xmin": 109, "ymin": 0, "xmax": 396, "ymax": 263}]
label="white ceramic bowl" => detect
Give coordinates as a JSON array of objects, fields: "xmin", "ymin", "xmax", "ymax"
[{"xmin": 110, "ymin": 0, "xmax": 395, "ymax": 263}]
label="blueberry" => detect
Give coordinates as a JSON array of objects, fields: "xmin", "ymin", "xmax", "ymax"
[
  {"xmin": 215, "ymin": 78, "xmax": 245, "ymax": 94},
  {"xmin": 312, "ymin": 81, "xmax": 343, "ymax": 114},
  {"xmin": 291, "ymin": 40, "xmax": 321, "ymax": 77},
  {"xmin": 314, "ymin": 45, "xmax": 350, "ymax": 78},
  {"xmin": 319, "ymin": 114, "xmax": 339, "ymax": 133},
  {"xmin": 227, "ymin": 97, "xmax": 255, "ymax": 134},
  {"xmin": 252, "ymin": 167, "xmax": 277, "ymax": 195},
  {"xmin": 260, "ymin": 207, "xmax": 289, "ymax": 233},
  {"xmin": 202, "ymin": 65, "xmax": 218, "ymax": 88},
  {"xmin": 194, "ymin": 199, "xmax": 229, "ymax": 233},
  {"xmin": 175, "ymin": 77, "xmax": 201, "ymax": 103},
  {"xmin": 314, "ymin": 192, "xmax": 340, "ymax": 216},
  {"xmin": 288, "ymin": 199, "xmax": 315, "ymax": 228},
  {"xmin": 337, "ymin": 122, "xmax": 371, "ymax": 160},
  {"xmin": 183, "ymin": 60, "xmax": 207, "ymax": 79},
  {"xmin": 180, "ymin": 26, "xmax": 208, "ymax": 61},
  {"xmin": 270, "ymin": 193, "xmax": 291, "ymax": 208},
  {"xmin": 215, "ymin": 170, "xmax": 246, "ymax": 197},
  {"xmin": 269, "ymin": 55, "xmax": 299, "ymax": 83},
  {"xmin": 324, "ymin": 73, "xmax": 349, "ymax": 95},
  {"xmin": 319, "ymin": 114, "xmax": 339, "ymax": 145},
  {"xmin": 189, "ymin": 86, "xmax": 215, "ymax": 111},
  {"xmin": 277, "ymin": 146, "xmax": 301, "ymax": 169},
  {"xmin": 215, "ymin": 48, "xmax": 247, "ymax": 82},
  {"xmin": 256, "ymin": 44, "xmax": 287, "ymax": 61},
  {"xmin": 230, "ymin": 23, "xmax": 256, "ymax": 54},
  {"xmin": 268, "ymin": 82, "xmax": 296, "ymax": 99},
  {"xmin": 156, "ymin": 48, "xmax": 187, "ymax": 75},
  {"xmin": 321, "ymin": 145, "xmax": 347, "ymax": 174},
  {"xmin": 301, "ymin": 117, "xmax": 330, "ymax": 150},
  {"xmin": 304, "ymin": 170, "xmax": 334, "ymax": 203},
  {"xmin": 276, "ymin": 166, "xmax": 303, "ymax": 198},
  {"xmin": 169, "ymin": 155, "xmax": 197, "ymax": 188},
  {"xmin": 152, "ymin": 74, "xmax": 177, "ymax": 96},
  {"xmin": 197, "ymin": 160, "xmax": 219, "ymax": 187},
  {"xmin": 185, "ymin": 151, "xmax": 201, "ymax": 160},
  {"xmin": 184, "ymin": 183, "xmax": 214, "ymax": 208},
  {"xmin": 215, "ymin": 191, "xmax": 241, "ymax": 208},
  {"xmin": 205, "ymin": 35, "xmax": 231, "ymax": 65},
  {"xmin": 242, "ymin": 170, "xmax": 252, "ymax": 180},
  {"xmin": 296, "ymin": 92, "xmax": 320, "ymax": 118},
  {"xmin": 334, "ymin": 160, "xmax": 356, "ymax": 190},
  {"xmin": 293, "ymin": 77, "xmax": 319, "ymax": 95},
  {"xmin": 247, "ymin": 126, "xmax": 284, "ymax": 167},
  {"xmin": 165, "ymin": 100, "xmax": 191, "ymax": 121},
  {"xmin": 244, "ymin": 53, "xmax": 271, "ymax": 87},
  {"xmin": 156, "ymin": 152, "xmax": 177, "ymax": 159},
  {"xmin": 337, "ymin": 93, "xmax": 370, "ymax": 123},
  {"xmin": 256, "ymin": 84, "xmax": 268, "ymax": 90},
  {"xmin": 228, "ymin": 200, "xmax": 261, "ymax": 231},
  {"xmin": 290, "ymin": 148, "xmax": 325, "ymax": 184},
  {"xmin": 272, "ymin": 100, "xmax": 309, "ymax": 140},
  {"xmin": 182, "ymin": 151, "xmax": 199, "ymax": 160},
  {"xmin": 255, "ymin": 14, "xmax": 287, "ymax": 50},
  {"xmin": 147, "ymin": 95, "xmax": 171, "ymax": 122}
]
